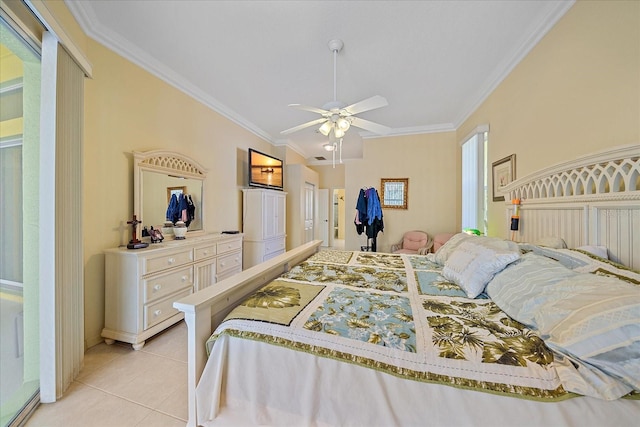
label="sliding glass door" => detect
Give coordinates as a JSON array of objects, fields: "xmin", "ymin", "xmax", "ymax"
[{"xmin": 0, "ymin": 13, "xmax": 41, "ymax": 427}]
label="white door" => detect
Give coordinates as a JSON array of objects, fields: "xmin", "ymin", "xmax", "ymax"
[
  {"xmin": 304, "ymin": 183, "xmax": 315, "ymax": 243},
  {"xmin": 318, "ymin": 189, "xmax": 329, "ymax": 246}
]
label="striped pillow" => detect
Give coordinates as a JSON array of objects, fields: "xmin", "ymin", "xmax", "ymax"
[{"xmin": 487, "ymin": 253, "xmax": 640, "ymax": 400}]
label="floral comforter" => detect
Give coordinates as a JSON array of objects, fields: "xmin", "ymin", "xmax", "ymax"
[{"xmin": 207, "ymin": 250, "xmax": 569, "ymax": 400}]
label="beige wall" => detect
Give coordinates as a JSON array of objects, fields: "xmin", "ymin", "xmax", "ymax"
[
  {"xmin": 82, "ymin": 40, "xmax": 273, "ymax": 347},
  {"xmin": 346, "ymin": 132, "xmax": 459, "ymax": 252},
  {"xmin": 458, "ymin": 0, "xmax": 639, "ymax": 238}
]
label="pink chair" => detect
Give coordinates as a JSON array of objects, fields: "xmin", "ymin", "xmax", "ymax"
[
  {"xmin": 390, "ymin": 231, "xmax": 433, "ymax": 255},
  {"xmin": 433, "ymin": 232, "xmax": 457, "ymax": 252}
]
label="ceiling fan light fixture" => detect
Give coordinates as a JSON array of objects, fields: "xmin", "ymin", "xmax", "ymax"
[
  {"xmin": 334, "ymin": 128, "xmax": 345, "ymax": 139},
  {"xmin": 323, "ymin": 143, "xmax": 335, "ymax": 152},
  {"xmin": 318, "ymin": 121, "xmax": 332, "ymax": 136},
  {"xmin": 336, "ymin": 117, "xmax": 350, "ymax": 132}
]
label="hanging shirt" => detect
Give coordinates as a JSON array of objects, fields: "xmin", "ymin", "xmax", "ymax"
[
  {"xmin": 366, "ymin": 188, "xmax": 382, "ymax": 225},
  {"xmin": 166, "ymin": 194, "xmax": 179, "ymax": 223}
]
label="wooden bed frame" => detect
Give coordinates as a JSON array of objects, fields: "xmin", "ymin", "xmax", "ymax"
[{"xmin": 174, "ymin": 144, "xmax": 638, "ymax": 426}]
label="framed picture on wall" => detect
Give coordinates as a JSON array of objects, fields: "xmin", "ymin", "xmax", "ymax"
[
  {"xmin": 380, "ymin": 178, "xmax": 409, "ymax": 209},
  {"xmin": 492, "ymin": 154, "xmax": 516, "ymax": 202}
]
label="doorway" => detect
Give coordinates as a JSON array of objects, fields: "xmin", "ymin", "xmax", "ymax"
[
  {"xmin": 304, "ymin": 182, "xmax": 314, "ymax": 243},
  {"xmin": 332, "ymin": 189, "xmax": 345, "ymax": 250}
]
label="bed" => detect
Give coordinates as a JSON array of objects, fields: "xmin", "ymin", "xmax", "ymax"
[{"xmin": 174, "ymin": 144, "xmax": 639, "ymax": 426}]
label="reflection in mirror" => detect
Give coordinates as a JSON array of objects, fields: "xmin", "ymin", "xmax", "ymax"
[
  {"xmin": 141, "ymin": 171, "xmax": 203, "ymax": 231},
  {"xmin": 134, "ymin": 151, "xmax": 207, "ymax": 234}
]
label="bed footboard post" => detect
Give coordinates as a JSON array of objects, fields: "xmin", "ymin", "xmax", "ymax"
[{"xmin": 181, "ymin": 304, "xmax": 211, "ymax": 427}]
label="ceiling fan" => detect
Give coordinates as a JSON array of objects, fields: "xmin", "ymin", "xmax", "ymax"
[{"xmin": 281, "ymin": 39, "xmax": 391, "ymax": 142}]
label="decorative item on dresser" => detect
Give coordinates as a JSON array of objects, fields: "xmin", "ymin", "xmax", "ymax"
[
  {"xmin": 102, "ymin": 233, "xmax": 242, "ymax": 350},
  {"xmin": 242, "ymin": 188, "xmax": 286, "ymax": 268}
]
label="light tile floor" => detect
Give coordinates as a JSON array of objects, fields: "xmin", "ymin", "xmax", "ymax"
[
  {"xmin": 26, "ymin": 321, "xmax": 188, "ymax": 427},
  {"xmin": 25, "ymin": 246, "xmax": 350, "ymax": 427}
]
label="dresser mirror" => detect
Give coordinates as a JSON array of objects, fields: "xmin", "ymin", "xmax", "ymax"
[{"xmin": 133, "ymin": 150, "xmax": 207, "ymax": 234}]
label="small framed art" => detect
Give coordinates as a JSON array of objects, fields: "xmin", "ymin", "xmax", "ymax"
[
  {"xmin": 381, "ymin": 178, "xmax": 408, "ymax": 209},
  {"xmin": 492, "ymin": 154, "xmax": 515, "ymax": 202}
]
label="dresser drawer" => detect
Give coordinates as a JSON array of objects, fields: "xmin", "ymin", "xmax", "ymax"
[
  {"xmin": 144, "ymin": 249, "xmax": 193, "ymax": 275},
  {"xmin": 144, "ymin": 288, "xmax": 192, "ymax": 330},
  {"xmin": 217, "ymin": 238, "xmax": 242, "ymax": 255},
  {"xmin": 143, "ymin": 266, "xmax": 193, "ymax": 304},
  {"xmin": 217, "ymin": 251, "xmax": 242, "ymax": 275},
  {"xmin": 264, "ymin": 238, "xmax": 285, "ymax": 256},
  {"xmin": 194, "ymin": 244, "xmax": 216, "ymax": 260}
]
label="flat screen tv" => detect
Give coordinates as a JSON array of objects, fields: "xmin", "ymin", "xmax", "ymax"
[{"xmin": 248, "ymin": 148, "xmax": 284, "ymax": 190}]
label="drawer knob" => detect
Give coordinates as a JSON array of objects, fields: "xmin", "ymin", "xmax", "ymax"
[
  {"xmin": 221, "ymin": 261, "xmax": 226, "ymax": 267},
  {"xmin": 153, "ymin": 284, "xmax": 161, "ymax": 292},
  {"xmin": 168, "ymin": 258, "xmax": 175, "ymax": 264},
  {"xmin": 181, "ymin": 275, "xmax": 188, "ymax": 282},
  {"xmin": 203, "ymin": 250, "xmax": 209, "ymax": 255},
  {"xmin": 154, "ymin": 309, "xmax": 162, "ymax": 317}
]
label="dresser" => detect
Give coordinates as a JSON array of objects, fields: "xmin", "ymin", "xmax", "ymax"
[
  {"xmin": 242, "ymin": 188, "xmax": 286, "ymax": 268},
  {"xmin": 102, "ymin": 233, "xmax": 242, "ymax": 349}
]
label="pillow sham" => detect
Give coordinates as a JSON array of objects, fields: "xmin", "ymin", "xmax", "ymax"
[
  {"xmin": 442, "ymin": 241, "xmax": 520, "ymax": 298},
  {"xmin": 433, "ymin": 233, "xmax": 519, "ymax": 266},
  {"xmin": 433, "ymin": 233, "xmax": 473, "ymax": 265},
  {"xmin": 533, "ymin": 236, "xmax": 567, "ymax": 249},
  {"xmin": 487, "ymin": 252, "xmax": 640, "ymax": 400},
  {"xmin": 575, "ymin": 245, "xmax": 609, "ymax": 260}
]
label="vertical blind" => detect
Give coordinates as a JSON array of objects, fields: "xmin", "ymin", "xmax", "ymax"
[{"xmin": 54, "ymin": 42, "xmax": 84, "ymax": 397}]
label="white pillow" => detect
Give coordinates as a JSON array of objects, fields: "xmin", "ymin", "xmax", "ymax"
[
  {"xmin": 433, "ymin": 233, "xmax": 519, "ymax": 266},
  {"xmin": 433, "ymin": 233, "xmax": 473, "ymax": 265},
  {"xmin": 533, "ymin": 236, "xmax": 567, "ymax": 249},
  {"xmin": 443, "ymin": 241, "xmax": 520, "ymax": 298},
  {"xmin": 575, "ymin": 245, "xmax": 609, "ymax": 260}
]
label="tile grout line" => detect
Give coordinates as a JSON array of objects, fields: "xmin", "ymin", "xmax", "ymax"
[{"xmin": 72, "ymin": 379, "xmax": 187, "ymax": 423}]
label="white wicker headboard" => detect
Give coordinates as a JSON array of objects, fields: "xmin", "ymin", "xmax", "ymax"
[{"xmin": 500, "ymin": 144, "xmax": 640, "ymax": 269}]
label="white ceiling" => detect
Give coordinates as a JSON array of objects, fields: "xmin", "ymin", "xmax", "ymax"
[{"xmin": 65, "ymin": 0, "xmax": 574, "ymax": 162}]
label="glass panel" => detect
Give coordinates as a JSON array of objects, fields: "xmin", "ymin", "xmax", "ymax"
[
  {"xmin": 1, "ymin": 15, "xmax": 41, "ymax": 426},
  {"xmin": 381, "ymin": 178, "xmax": 408, "ymax": 209}
]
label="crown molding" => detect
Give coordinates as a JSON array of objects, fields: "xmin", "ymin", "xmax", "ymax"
[
  {"xmin": 453, "ymin": 0, "xmax": 575, "ymax": 128},
  {"xmin": 64, "ymin": 0, "xmax": 273, "ymax": 144},
  {"xmin": 360, "ymin": 123, "xmax": 456, "ymax": 139}
]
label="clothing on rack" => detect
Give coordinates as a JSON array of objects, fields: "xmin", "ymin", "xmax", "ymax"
[
  {"xmin": 186, "ymin": 195, "xmax": 195, "ymax": 227},
  {"xmin": 354, "ymin": 187, "xmax": 384, "ymax": 251},
  {"xmin": 166, "ymin": 194, "xmax": 179, "ymax": 223},
  {"xmin": 166, "ymin": 193, "xmax": 196, "ymax": 227}
]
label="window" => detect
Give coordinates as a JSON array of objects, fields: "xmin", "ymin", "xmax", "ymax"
[{"xmin": 461, "ymin": 126, "xmax": 488, "ymax": 234}]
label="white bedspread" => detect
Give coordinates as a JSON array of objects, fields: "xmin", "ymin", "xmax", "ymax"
[{"xmin": 197, "ymin": 334, "xmax": 640, "ymax": 426}]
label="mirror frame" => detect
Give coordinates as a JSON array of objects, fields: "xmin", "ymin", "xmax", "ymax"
[{"xmin": 133, "ymin": 150, "xmax": 207, "ymax": 235}]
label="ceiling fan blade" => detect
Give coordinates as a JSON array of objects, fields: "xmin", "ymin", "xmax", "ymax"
[
  {"xmin": 288, "ymin": 104, "xmax": 330, "ymax": 115},
  {"xmin": 281, "ymin": 117, "xmax": 328, "ymax": 135},
  {"xmin": 342, "ymin": 95, "xmax": 388, "ymax": 115},
  {"xmin": 350, "ymin": 117, "xmax": 391, "ymax": 135}
]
